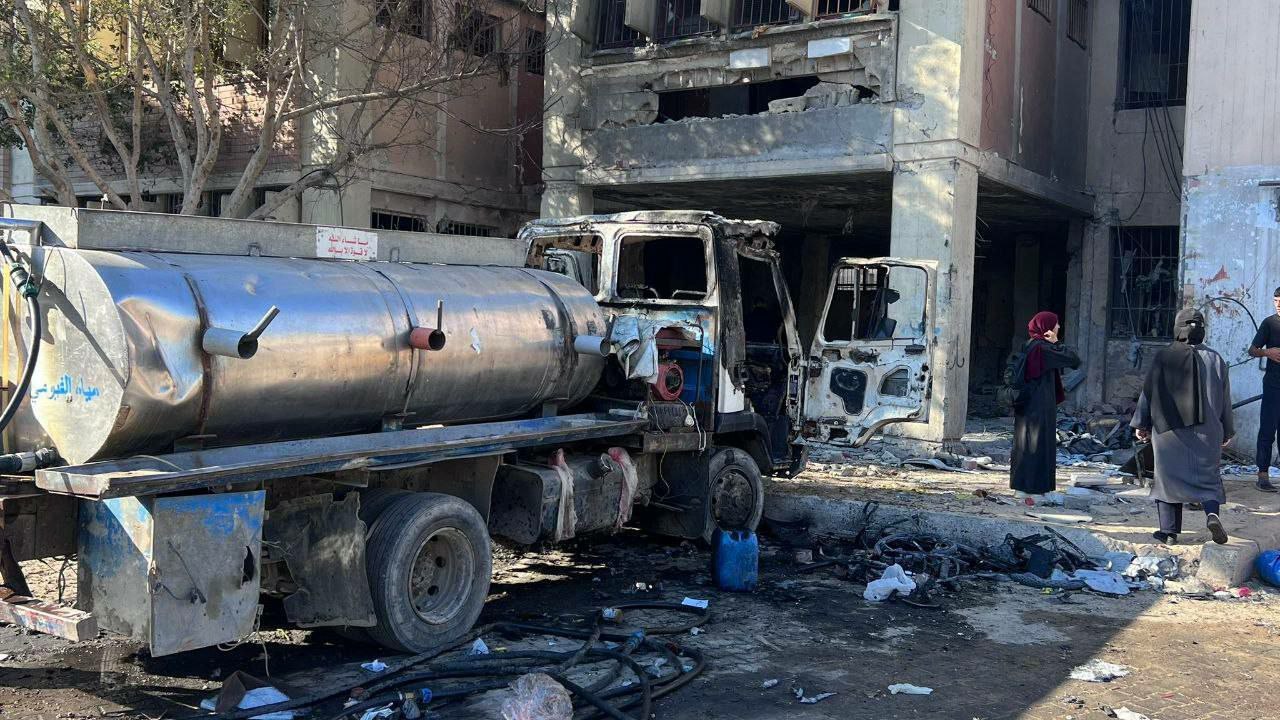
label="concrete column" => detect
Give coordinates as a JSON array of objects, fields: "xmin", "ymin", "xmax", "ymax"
[
  {"xmin": 541, "ymin": 181, "xmax": 593, "ymax": 218},
  {"xmin": 890, "ymin": 158, "xmax": 979, "ymax": 442},
  {"xmin": 539, "ymin": 0, "xmax": 591, "ymax": 219},
  {"xmin": 796, "ymin": 234, "xmax": 831, "ymax": 349},
  {"xmin": 1063, "ymin": 219, "xmax": 1109, "ymax": 408},
  {"xmin": 300, "ymin": 179, "xmax": 372, "ymax": 227},
  {"xmin": 888, "ymin": 0, "xmax": 985, "ymax": 443}
]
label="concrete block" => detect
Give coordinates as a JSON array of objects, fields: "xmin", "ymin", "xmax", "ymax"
[
  {"xmin": 1197, "ymin": 538, "xmax": 1260, "ymax": 589},
  {"xmin": 1064, "ymin": 494, "xmax": 1095, "ymax": 512},
  {"xmin": 767, "ymin": 97, "xmax": 806, "ymax": 114}
]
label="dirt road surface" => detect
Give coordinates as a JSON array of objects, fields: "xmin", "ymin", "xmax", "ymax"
[{"xmin": 3, "ymin": 531, "xmax": 1276, "ymax": 720}]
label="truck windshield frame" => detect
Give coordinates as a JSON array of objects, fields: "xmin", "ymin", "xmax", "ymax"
[{"xmin": 609, "ymin": 229, "xmax": 715, "ymax": 305}]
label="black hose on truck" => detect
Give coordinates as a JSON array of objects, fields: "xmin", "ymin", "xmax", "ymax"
[{"xmin": 0, "ymin": 238, "xmax": 41, "ymax": 437}]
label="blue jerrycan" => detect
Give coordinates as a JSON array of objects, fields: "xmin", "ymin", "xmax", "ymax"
[{"xmin": 713, "ymin": 529, "xmax": 759, "ymax": 591}]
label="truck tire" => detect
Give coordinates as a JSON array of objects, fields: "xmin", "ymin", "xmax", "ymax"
[
  {"xmin": 703, "ymin": 447, "xmax": 765, "ymax": 543},
  {"xmin": 357, "ymin": 488, "xmax": 413, "ymax": 528},
  {"xmin": 364, "ymin": 493, "xmax": 492, "ymax": 653}
]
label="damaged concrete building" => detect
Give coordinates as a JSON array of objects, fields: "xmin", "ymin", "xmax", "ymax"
[
  {"xmin": 540, "ymin": 0, "xmax": 1196, "ymax": 444},
  {"xmin": 1178, "ymin": 0, "xmax": 1280, "ymax": 453}
]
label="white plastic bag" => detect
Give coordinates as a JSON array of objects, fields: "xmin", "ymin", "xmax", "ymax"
[
  {"xmin": 863, "ymin": 564, "xmax": 916, "ymax": 602},
  {"xmin": 500, "ymin": 673, "xmax": 573, "ymax": 720}
]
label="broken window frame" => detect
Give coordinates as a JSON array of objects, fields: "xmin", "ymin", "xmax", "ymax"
[
  {"xmin": 653, "ymin": 0, "xmax": 718, "ymax": 42},
  {"xmin": 610, "ymin": 230, "xmax": 716, "ymax": 305},
  {"xmin": 1117, "ymin": 0, "xmax": 1191, "ymax": 110},
  {"xmin": 812, "ymin": 0, "xmax": 873, "ymax": 20},
  {"xmin": 818, "ymin": 264, "xmax": 929, "ymax": 345},
  {"xmin": 437, "ymin": 219, "xmax": 498, "ymax": 236},
  {"xmin": 448, "ymin": 5, "xmax": 500, "ymax": 56},
  {"xmin": 1027, "ymin": 0, "xmax": 1053, "ymax": 22},
  {"xmin": 730, "ymin": 0, "xmax": 801, "ymax": 32},
  {"xmin": 372, "ymin": 210, "xmax": 428, "ymax": 233},
  {"xmin": 1066, "ymin": 0, "xmax": 1088, "ymax": 49},
  {"xmin": 596, "ymin": 0, "xmax": 644, "ymax": 48},
  {"xmin": 375, "ymin": 0, "xmax": 433, "ymax": 40},
  {"xmin": 1108, "ymin": 226, "xmax": 1180, "ymax": 340},
  {"xmin": 523, "ymin": 28, "xmax": 546, "ymax": 74}
]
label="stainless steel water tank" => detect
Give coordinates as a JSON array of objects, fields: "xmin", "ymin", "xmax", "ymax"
[{"xmin": 25, "ymin": 248, "xmax": 605, "ymax": 463}]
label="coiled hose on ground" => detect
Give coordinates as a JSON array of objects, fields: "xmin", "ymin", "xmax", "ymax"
[{"xmin": 178, "ymin": 601, "xmax": 710, "ymax": 720}]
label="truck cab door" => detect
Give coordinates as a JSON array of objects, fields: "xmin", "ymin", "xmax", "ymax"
[{"xmin": 800, "ymin": 258, "xmax": 937, "ymax": 446}]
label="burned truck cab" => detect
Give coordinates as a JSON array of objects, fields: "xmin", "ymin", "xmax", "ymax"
[{"xmin": 523, "ymin": 211, "xmax": 939, "ymax": 536}]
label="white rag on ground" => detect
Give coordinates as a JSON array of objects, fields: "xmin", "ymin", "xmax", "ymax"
[
  {"xmin": 863, "ymin": 564, "xmax": 916, "ymax": 602},
  {"xmin": 1071, "ymin": 569, "xmax": 1131, "ymax": 595},
  {"xmin": 200, "ymin": 687, "xmax": 294, "ymax": 720},
  {"xmin": 1069, "ymin": 659, "xmax": 1132, "ymax": 682}
]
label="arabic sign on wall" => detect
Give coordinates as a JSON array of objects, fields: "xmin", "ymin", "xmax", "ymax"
[{"xmin": 316, "ymin": 226, "xmax": 378, "ymax": 260}]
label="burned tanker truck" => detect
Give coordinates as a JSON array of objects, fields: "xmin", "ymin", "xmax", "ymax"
[{"xmin": 0, "ymin": 206, "xmax": 935, "ymax": 655}]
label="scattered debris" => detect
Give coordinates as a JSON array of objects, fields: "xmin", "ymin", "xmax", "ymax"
[
  {"xmin": 755, "ymin": 634, "xmax": 783, "ymax": 652},
  {"xmin": 359, "ymin": 659, "xmax": 387, "ymax": 673},
  {"xmin": 470, "ymin": 638, "xmax": 491, "ymax": 655},
  {"xmin": 1069, "ymin": 659, "xmax": 1132, "ymax": 683},
  {"xmin": 761, "ymin": 679, "xmax": 779, "ymax": 689},
  {"xmin": 499, "ymin": 673, "xmax": 572, "ymax": 720},
  {"xmin": 689, "ymin": 626, "xmax": 703, "ymax": 636},
  {"xmin": 681, "ymin": 597, "xmax": 709, "ymax": 609},
  {"xmin": 863, "ymin": 564, "xmax": 916, "ymax": 602},
  {"xmin": 1026, "ymin": 511, "xmax": 1094, "ymax": 524},
  {"xmin": 1071, "ymin": 569, "xmax": 1131, "ymax": 596},
  {"xmin": 200, "ymin": 672, "xmax": 294, "ymax": 720},
  {"xmin": 887, "ymin": 683, "xmax": 933, "ymax": 695},
  {"xmin": 601, "ymin": 607, "xmax": 621, "ymax": 621},
  {"xmin": 1108, "ymin": 708, "xmax": 1152, "ymax": 720},
  {"xmin": 357, "ymin": 705, "xmax": 394, "ymax": 720},
  {"xmin": 798, "ymin": 692, "xmax": 836, "ymax": 704}
]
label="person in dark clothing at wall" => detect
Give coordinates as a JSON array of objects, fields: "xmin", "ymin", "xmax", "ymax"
[
  {"xmin": 1247, "ymin": 287, "xmax": 1280, "ymax": 492},
  {"xmin": 1133, "ymin": 309, "xmax": 1234, "ymax": 544},
  {"xmin": 1011, "ymin": 311, "xmax": 1082, "ymax": 499}
]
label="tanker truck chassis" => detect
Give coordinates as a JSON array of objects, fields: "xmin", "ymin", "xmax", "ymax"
[{"xmin": 0, "ymin": 206, "xmax": 938, "ymax": 655}]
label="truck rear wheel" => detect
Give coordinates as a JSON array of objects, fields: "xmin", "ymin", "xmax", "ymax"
[
  {"xmin": 703, "ymin": 447, "xmax": 765, "ymax": 543},
  {"xmin": 364, "ymin": 493, "xmax": 492, "ymax": 653}
]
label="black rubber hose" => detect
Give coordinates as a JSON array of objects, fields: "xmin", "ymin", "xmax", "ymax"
[
  {"xmin": 0, "ymin": 287, "xmax": 40, "ymax": 436},
  {"xmin": 173, "ymin": 625, "xmax": 494, "ymax": 720}
]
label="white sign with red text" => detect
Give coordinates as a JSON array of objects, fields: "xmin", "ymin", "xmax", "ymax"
[{"xmin": 316, "ymin": 226, "xmax": 378, "ymax": 260}]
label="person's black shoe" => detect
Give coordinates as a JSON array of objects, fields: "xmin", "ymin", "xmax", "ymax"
[
  {"xmin": 1258, "ymin": 474, "xmax": 1279, "ymax": 493},
  {"xmin": 1152, "ymin": 531, "xmax": 1178, "ymax": 545},
  {"xmin": 1206, "ymin": 513, "xmax": 1229, "ymax": 545}
]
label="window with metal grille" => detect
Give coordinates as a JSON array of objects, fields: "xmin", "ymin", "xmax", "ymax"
[
  {"xmin": 1109, "ymin": 226, "xmax": 1179, "ymax": 339},
  {"xmin": 1119, "ymin": 0, "xmax": 1190, "ymax": 109},
  {"xmin": 596, "ymin": 0, "xmax": 643, "ymax": 49},
  {"xmin": 437, "ymin": 219, "xmax": 498, "ymax": 237},
  {"xmin": 814, "ymin": 0, "xmax": 872, "ymax": 19},
  {"xmin": 1027, "ymin": 0, "xmax": 1053, "ymax": 21},
  {"xmin": 732, "ymin": 0, "xmax": 800, "ymax": 31},
  {"xmin": 524, "ymin": 29, "xmax": 545, "ymax": 74},
  {"xmin": 376, "ymin": 0, "xmax": 432, "ymax": 39},
  {"xmin": 372, "ymin": 211, "xmax": 428, "ymax": 232},
  {"xmin": 655, "ymin": 0, "xmax": 716, "ymax": 41},
  {"xmin": 1067, "ymin": 0, "xmax": 1088, "ymax": 48},
  {"xmin": 450, "ymin": 5, "xmax": 499, "ymax": 56}
]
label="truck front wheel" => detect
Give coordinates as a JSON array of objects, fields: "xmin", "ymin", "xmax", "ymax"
[
  {"xmin": 703, "ymin": 447, "xmax": 765, "ymax": 543},
  {"xmin": 364, "ymin": 493, "xmax": 492, "ymax": 653}
]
